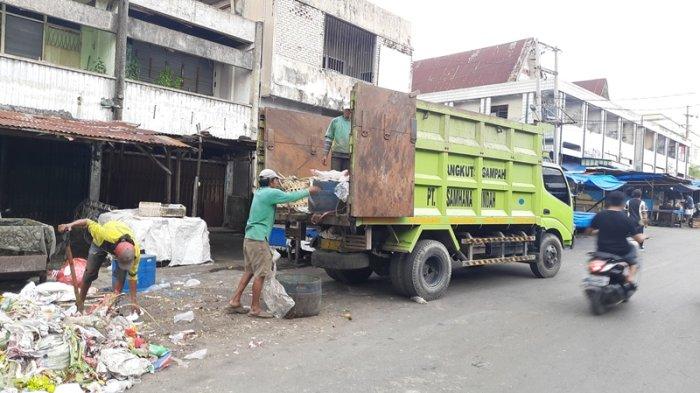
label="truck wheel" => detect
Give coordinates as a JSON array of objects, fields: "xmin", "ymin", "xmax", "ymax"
[
  {"xmin": 389, "ymin": 253, "xmax": 410, "ymax": 296},
  {"xmin": 394, "ymin": 240, "xmax": 452, "ymax": 301},
  {"xmin": 531, "ymin": 233, "xmax": 562, "ymax": 278},
  {"xmin": 324, "ymin": 267, "xmax": 372, "ymax": 285}
]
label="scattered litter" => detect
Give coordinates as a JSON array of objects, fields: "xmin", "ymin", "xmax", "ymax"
[
  {"xmin": 184, "ymin": 278, "xmax": 201, "ymax": 288},
  {"xmin": 471, "ymin": 361, "xmax": 490, "ymax": 368},
  {"xmin": 55, "ymin": 383, "xmax": 83, "ymax": 393},
  {"xmin": 411, "ymin": 296, "xmax": 428, "ymax": 304},
  {"xmin": 169, "ymin": 329, "xmax": 196, "ymax": 344},
  {"xmin": 183, "ymin": 348, "xmax": 208, "ymax": 360},
  {"xmin": 341, "ymin": 310, "xmax": 353, "ymax": 321},
  {"xmin": 248, "ymin": 340, "xmax": 264, "ymax": 349},
  {"xmin": 173, "ymin": 310, "xmax": 195, "ymax": 323},
  {"xmin": 0, "ymin": 281, "xmax": 170, "ymax": 392},
  {"xmin": 145, "ymin": 282, "xmax": 171, "ymax": 292},
  {"xmin": 334, "ymin": 181, "xmax": 349, "ymax": 202}
]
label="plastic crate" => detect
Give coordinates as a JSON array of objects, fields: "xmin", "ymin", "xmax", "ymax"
[{"xmin": 112, "ymin": 254, "xmax": 156, "ymax": 292}]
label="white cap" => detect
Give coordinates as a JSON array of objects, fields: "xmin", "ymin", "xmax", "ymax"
[
  {"xmin": 259, "ymin": 169, "xmax": 280, "ymax": 180},
  {"xmin": 343, "ymin": 105, "xmax": 352, "ymax": 110}
]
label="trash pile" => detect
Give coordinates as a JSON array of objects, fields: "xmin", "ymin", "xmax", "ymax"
[
  {"xmin": 0, "ymin": 282, "xmax": 175, "ymax": 393},
  {"xmin": 278, "ymin": 170, "xmax": 350, "ymax": 214}
]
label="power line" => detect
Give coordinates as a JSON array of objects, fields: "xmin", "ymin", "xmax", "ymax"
[{"xmin": 584, "ymin": 92, "xmax": 697, "ymax": 101}]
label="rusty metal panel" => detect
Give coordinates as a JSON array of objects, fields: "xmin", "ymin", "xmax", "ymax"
[
  {"xmin": 350, "ymin": 84, "xmax": 416, "ymax": 218},
  {"xmin": 260, "ymin": 108, "xmax": 332, "ymax": 178}
]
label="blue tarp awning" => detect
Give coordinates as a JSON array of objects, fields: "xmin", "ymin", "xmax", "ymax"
[
  {"xmin": 561, "ymin": 163, "xmax": 586, "ymax": 173},
  {"xmin": 692, "ymin": 180, "xmax": 700, "ymax": 188},
  {"xmin": 566, "ymin": 173, "xmax": 626, "ymax": 191},
  {"xmin": 574, "ymin": 211, "xmax": 596, "ymax": 230}
]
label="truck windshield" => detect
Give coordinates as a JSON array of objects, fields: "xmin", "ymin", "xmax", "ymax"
[{"xmin": 543, "ymin": 167, "xmax": 571, "ymax": 205}]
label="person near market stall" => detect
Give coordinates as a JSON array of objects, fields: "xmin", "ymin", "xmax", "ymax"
[
  {"xmin": 683, "ymin": 193, "xmax": 695, "ymax": 225},
  {"xmin": 227, "ymin": 169, "xmax": 319, "ymax": 318},
  {"xmin": 58, "ymin": 219, "xmax": 141, "ymax": 312},
  {"xmin": 625, "ymin": 189, "xmax": 648, "ymax": 249}
]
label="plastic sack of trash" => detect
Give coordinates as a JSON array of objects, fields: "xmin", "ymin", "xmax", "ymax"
[
  {"xmin": 38, "ymin": 334, "xmax": 70, "ymax": 370},
  {"xmin": 262, "ymin": 252, "xmax": 294, "ymax": 318},
  {"xmin": 334, "ymin": 182, "xmax": 349, "ymax": 202},
  {"xmin": 311, "ymin": 169, "xmax": 349, "ymax": 182},
  {"xmin": 56, "ymin": 258, "xmax": 87, "ymax": 285},
  {"xmin": 99, "ymin": 348, "xmax": 153, "ymax": 378}
]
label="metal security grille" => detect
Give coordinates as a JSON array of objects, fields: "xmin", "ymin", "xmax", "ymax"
[{"xmin": 323, "ymin": 15, "xmax": 376, "ymax": 83}]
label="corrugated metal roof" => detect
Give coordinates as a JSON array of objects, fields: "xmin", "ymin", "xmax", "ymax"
[
  {"xmin": 0, "ymin": 109, "xmax": 191, "ymax": 148},
  {"xmin": 573, "ymin": 79, "xmax": 609, "ymax": 99},
  {"xmin": 412, "ymin": 38, "xmax": 533, "ymax": 94}
]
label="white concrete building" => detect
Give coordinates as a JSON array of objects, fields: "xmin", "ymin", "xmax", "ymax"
[
  {"xmin": 413, "ymin": 38, "xmax": 693, "ymax": 178},
  {"xmin": 243, "ymin": 0, "xmax": 413, "ymax": 115},
  {"xmin": 0, "ymin": 0, "xmax": 261, "ymax": 227}
]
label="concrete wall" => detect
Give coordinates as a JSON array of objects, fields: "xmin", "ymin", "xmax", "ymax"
[
  {"xmin": 490, "ymin": 95, "xmax": 523, "ymax": 122},
  {"xmin": 248, "ymin": 0, "xmax": 412, "ymax": 111},
  {"xmin": 0, "ymin": 55, "xmax": 114, "ymax": 121},
  {"xmin": 0, "ymin": 55, "xmax": 252, "ymax": 139},
  {"xmin": 123, "ymin": 81, "xmax": 252, "ymax": 139},
  {"xmin": 131, "ymin": 0, "xmax": 256, "ymax": 43}
]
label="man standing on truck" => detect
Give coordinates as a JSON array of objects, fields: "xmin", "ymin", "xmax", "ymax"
[
  {"xmin": 322, "ymin": 106, "xmax": 352, "ymax": 171},
  {"xmin": 227, "ymin": 169, "xmax": 319, "ymax": 318},
  {"xmin": 57, "ymin": 219, "xmax": 141, "ymax": 312}
]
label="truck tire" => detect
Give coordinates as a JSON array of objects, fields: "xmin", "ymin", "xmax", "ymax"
[
  {"xmin": 324, "ymin": 267, "xmax": 372, "ymax": 285},
  {"xmin": 389, "ymin": 253, "xmax": 410, "ymax": 296},
  {"xmin": 530, "ymin": 233, "xmax": 562, "ymax": 278},
  {"xmin": 393, "ymin": 240, "xmax": 452, "ymax": 301}
]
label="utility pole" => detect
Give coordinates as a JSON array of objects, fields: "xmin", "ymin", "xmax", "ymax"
[
  {"xmin": 552, "ymin": 48, "xmax": 561, "ymax": 164},
  {"xmin": 113, "ymin": 0, "xmax": 129, "ymax": 120},
  {"xmin": 685, "ymin": 105, "xmax": 691, "ymax": 140},
  {"xmin": 533, "ymin": 39, "xmax": 542, "ymax": 124}
]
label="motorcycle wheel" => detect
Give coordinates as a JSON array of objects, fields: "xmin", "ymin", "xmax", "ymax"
[{"xmin": 586, "ymin": 288, "xmax": 608, "ymax": 315}]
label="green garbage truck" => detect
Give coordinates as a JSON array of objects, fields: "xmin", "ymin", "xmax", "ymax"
[{"xmin": 258, "ymin": 84, "xmax": 574, "ymax": 300}]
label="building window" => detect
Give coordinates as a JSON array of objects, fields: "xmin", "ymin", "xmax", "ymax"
[
  {"xmin": 4, "ymin": 7, "xmax": 44, "ymax": 60},
  {"xmin": 322, "ymin": 15, "xmax": 376, "ymax": 82},
  {"xmin": 490, "ymin": 105, "xmax": 508, "ymax": 119}
]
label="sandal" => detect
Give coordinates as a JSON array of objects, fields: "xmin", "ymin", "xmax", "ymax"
[
  {"xmin": 224, "ymin": 305, "xmax": 249, "ymax": 314},
  {"xmin": 248, "ymin": 310, "xmax": 274, "ymax": 319}
]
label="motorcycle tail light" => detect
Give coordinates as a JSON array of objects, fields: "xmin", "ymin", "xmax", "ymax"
[{"xmin": 588, "ymin": 260, "xmax": 606, "ymax": 272}]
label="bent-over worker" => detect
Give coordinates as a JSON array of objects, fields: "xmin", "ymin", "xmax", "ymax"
[
  {"xmin": 322, "ymin": 106, "xmax": 352, "ymax": 171},
  {"xmin": 58, "ymin": 219, "xmax": 141, "ymax": 312},
  {"xmin": 227, "ymin": 169, "xmax": 319, "ymax": 318}
]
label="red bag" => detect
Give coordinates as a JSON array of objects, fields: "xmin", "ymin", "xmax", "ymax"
[{"xmin": 56, "ymin": 258, "xmax": 87, "ymax": 285}]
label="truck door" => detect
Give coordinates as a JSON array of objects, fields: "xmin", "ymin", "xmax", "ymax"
[
  {"xmin": 350, "ymin": 84, "xmax": 417, "ymax": 218},
  {"xmin": 541, "ymin": 165, "xmax": 574, "ymax": 244},
  {"xmin": 259, "ymin": 108, "xmax": 333, "ymax": 178}
]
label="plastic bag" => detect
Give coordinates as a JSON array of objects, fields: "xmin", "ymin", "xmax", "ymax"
[
  {"xmin": 262, "ymin": 254, "xmax": 295, "ymax": 318},
  {"xmin": 183, "ymin": 348, "xmax": 207, "ymax": 360},
  {"xmin": 334, "ymin": 182, "xmax": 349, "ymax": 202},
  {"xmin": 56, "ymin": 258, "xmax": 87, "ymax": 285},
  {"xmin": 173, "ymin": 310, "xmax": 195, "ymax": 323}
]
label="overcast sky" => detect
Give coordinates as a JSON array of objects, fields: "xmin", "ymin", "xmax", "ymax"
[{"xmin": 370, "ymin": 0, "xmax": 700, "ymax": 140}]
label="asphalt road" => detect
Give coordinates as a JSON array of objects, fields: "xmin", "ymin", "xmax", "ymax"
[{"xmin": 135, "ymin": 226, "xmax": 699, "ymax": 393}]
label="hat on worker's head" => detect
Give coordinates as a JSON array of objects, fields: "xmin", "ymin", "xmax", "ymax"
[
  {"xmin": 343, "ymin": 105, "xmax": 352, "ymax": 111},
  {"xmin": 259, "ymin": 169, "xmax": 280, "ymax": 180},
  {"xmin": 114, "ymin": 241, "xmax": 135, "ymax": 271}
]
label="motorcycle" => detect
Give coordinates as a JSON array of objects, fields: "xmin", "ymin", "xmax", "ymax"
[{"xmin": 582, "ymin": 246, "xmax": 639, "ymax": 315}]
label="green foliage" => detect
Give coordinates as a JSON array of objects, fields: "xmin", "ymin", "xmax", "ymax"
[
  {"xmin": 155, "ymin": 66, "xmax": 184, "ymax": 89},
  {"xmin": 88, "ymin": 57, "xmax": 107, "ymax": 74},
  {"xmin": 126, "ymin": 46, "xmax": 141, "ymax": 80}
]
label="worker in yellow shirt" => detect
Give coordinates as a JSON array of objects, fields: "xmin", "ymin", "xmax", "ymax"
[{"xmin": 58, "ymin": 218, "xmax": 141, "ymax": 312}]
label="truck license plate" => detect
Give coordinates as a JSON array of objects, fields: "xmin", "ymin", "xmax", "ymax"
[{"xmin": 583, "ymin": 276, "xmax": 610, "ymax": 287}]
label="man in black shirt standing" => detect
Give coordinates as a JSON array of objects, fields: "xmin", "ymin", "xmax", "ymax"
[{"xmin": 587, "ymin": 191, "xmax": 646, "ymax": 283}]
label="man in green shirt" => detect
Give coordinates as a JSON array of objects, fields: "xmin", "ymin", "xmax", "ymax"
[
  {"xmin": 322, "ymin": 106, "xmax": 352, "ymax": 171},
  {"xmin": 227, "ymin": 169, "xmax": 319, "ymax": 318}
]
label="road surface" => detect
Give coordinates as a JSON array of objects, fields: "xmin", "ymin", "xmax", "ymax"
[{"xmin": 135, "ymin": 226, "xmax": 699, "ymax": 393}]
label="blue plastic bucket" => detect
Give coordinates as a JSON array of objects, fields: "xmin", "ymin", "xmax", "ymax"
[{"xmin": 112, "ymin": 254, "xmax": 156, "ymax": 292}]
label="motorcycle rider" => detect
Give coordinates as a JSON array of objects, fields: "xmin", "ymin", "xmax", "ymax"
[{"xmin": 586, "ymin": 191, "xmax": 647, "ymax": 283}]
